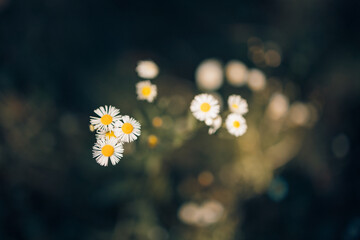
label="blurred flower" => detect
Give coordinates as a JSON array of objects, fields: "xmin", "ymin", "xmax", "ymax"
[
  {"xmin": 136, "ymin": 80, "xmax": 158, "ymax": 103},
  {"xmin": 178, "ymin": 200, "xmax": 224, "ymax": 227},
  {"xmin": 247, "ymin": 69, "xmax": 266, "ymax": 91},
  {"xmin": 228, "ymin": 95, "xmax": 248, "ymax": 115},
  {"xmin": 265, "ymin": 49, "xmax": 281, "ymax": 67},
  {"xmin": 205, "ymin": 115, "xmax": 222, "ymax": 135},
  {"xmin": 266, "ymin": 93, "xmax": 289, "ymax": 120},
  {"xmin": 190, "ymin": 93, "xmax": 220, "ymax": 121},
  {"xmin": 114, "ymin": 115, "xmax": 141, "ymax": 143},
  {"xmin": 195, "ymin": 59, "xmax": 224, "ymax": 91},
  {"xmin": 288, "ymin": 102, "xmax": 310, "ymax": 126},
  {"xmin": 225, "ymin": 60, "xmax": 248, "ymax": 87},
  {"xmin": 226, "ymin": 113, "xmax": 247, "ymax": 137},
  {"xmin": 90, "ymin": 105, "xmax": 122, "ymax": 132},
  {"xmin": 148, "ymin": 135, "xmax": 159, "ymax": 148},
  {"xmin": 136, "ymin": 60, "xmax": 159, "ymax": 79},
  {"xmin": 267, "ymin": 177, "xmax": 288, "ymax": 202},
  {"xmin": 92, "ymin": 138, "xmax": 124, "ymax": 166}
]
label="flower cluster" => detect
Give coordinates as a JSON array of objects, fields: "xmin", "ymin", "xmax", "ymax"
[
  {"xmin": 90, "ymin": 105, "xmax": 141, "ymax": 166},
  {"xmin": 135, "ymin": 60, "xmax": 158, "ymax": 103},
  {"xmin": 190, "ymin": 93, "xmax": 248, "ymax": 136}
]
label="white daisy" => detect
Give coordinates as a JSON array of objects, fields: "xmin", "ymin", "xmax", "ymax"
[
  {"xmin": 205, "ymin": 116, "xmax": 222, "ymax": 135},
  {"xmin": 136, "ymin": 60, "xmax": 159, "ymax": 79},
  {"xmin": 90, "ymin": 105, "xmax": 121, "ymax": 132},
  {"xmin": 190, "ymin": 94, "xmax": 220, "ymax": 121},
  {"xmin": 136, "ymin": 80, "xmax": 157, "ymax": 102},
  {"xmin": 228, "ymin": 95, "xmax": 248, "ymax": 115},
  {"xmin": 92, "ymin": 138, "xmax": 124, "ymax": 166},
  {"xmin": 114, "ymin": 115, "xmax": 141, "ymax": 143},
  {"xmin": 225, "ymin": 113, "xmax": 247, "ymax": 137},
  {"xmin": 96, "ymin": 130, "xmax": 118, "ymax": 140}
]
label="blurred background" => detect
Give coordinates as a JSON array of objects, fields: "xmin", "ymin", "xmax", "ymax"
[{"xmin": 0, "ymin": 0, "xmax": 360, "ymax": 239}]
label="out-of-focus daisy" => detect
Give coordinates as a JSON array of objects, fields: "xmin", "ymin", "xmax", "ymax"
[
  {"xmin": 225, "ymin": 60, "xmax": 248, "ymax": 87},
  {"xmin": 136, "ymin": 80, "xmax": 157, "ymax": 102},
  {"xmin": 225, "ymin": 113, "xmax": 247, "ymax": 137},
  {"xmin": 247, "ymin": 69, "xmax": 266, "ymax": 91},
  {"xmin": 288, "ymin": 102, "xmax": 310, "ymax": 126},
  {"xmin": 190, "ymin": 93, "xmax": 220, "ymax": 121},
  {"xmin": 195, "ymin": 59, "xmax": 223, "ymax": 91},
  {"xmin": 92, "ymin": 138, "xmax": 124, "ymax": 166},
  {"xmin": 96, "ymin": 130, "xmax": 117, "ymax": 140},
  {"xmin": 114, "ymin": 115, "xmax": 141, "ymax": 143},
  {"xmin": 205, "ymin": 116, "xmax": 222, "ymax": 135},
  {"xmin": 266, "ymin": 93, "xmax": 289, "ymax": 120},
  {"xmin": 136, "ymin": 60, "xmax": 159, "ymax": 79},
  {"xmin": 90, "ymin": 105, "xmax": 121, "ymax": 132},
  {"xmin": 228, "ymin": 95, "xmax": 248, "ymax": 115}
]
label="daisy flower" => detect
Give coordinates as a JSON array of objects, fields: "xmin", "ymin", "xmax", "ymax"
[
  {"xmin": 225, "ymin": 113, "xmax": 247, "ymax": 137},
  {"xmin": 228, "ymin": 95, "xmax": 248, "ymax": 115},
  {"xmin": 136, "ymin": 60, "xmax": 159, "ymax": 79},
  {"xmin": 90, "ymin": 105, "xmax": 121, "ymax": 132},
  {"xmin": 136, "ymin": 80, "xmax": 157, "ymax": 103},
  {"xmin": 205, "ymin": 116, "xmax": 222, "ymax": 135},
  {"xmin": 96, "ymin": 130, "xmax": 118, "ymax": 140},
  {"xmin": 190, "ymin": 93, "xmax": 220, "ymax": 121},
  {"xmin": 114, "ymin": 115, "xmax": 141, "ymax": 143},
  {"xmin": 92, "ymin": 138, "xmax": 124, "ymax": 166}
]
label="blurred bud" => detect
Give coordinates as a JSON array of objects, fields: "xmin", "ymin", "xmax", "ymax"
[
  {"xmin": 195, "ymin": 59, "xmax": 224, "ymax": 91},
  {"xmin": 198, "ymin": 171, "xmax": 214, "ymax": 186},
  {"xmin": 136, "ymin": 60, "xmax": 159, "ymax": 79},
  {"xmin": 152, "ymin": 117, "xmax": 163, "ymax": 128},
  {"xmin": 247, "ymin": 69, "xmax": 266, "ymax": 91},
  {"xmin": 89, "ymin": 124, "xmax": 95, "ymax": 132},
  {"xmin": 225, "ymin": 60, "xmax": 248, "ymax": 87},
  {"xmin": 148, "ymin": 135, "xmax": 159, "ymax": 148}
]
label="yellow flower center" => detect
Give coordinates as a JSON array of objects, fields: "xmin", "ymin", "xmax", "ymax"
[
  {"xmin": 233, "ymin": 120, "xmax": 240, "ymax": 128},
  {"xmin": 105, "ymin": 131, "xmax": 116, "ymax": 139},
  {"xmin": 101, "ymin": 144, "xmax": 114, "ymax": 157},
  {"xmin": 122, "ymin": 123, "xmax": 134, "ymax": 134},
  {"xmin": 100, "ymin": 114, "xmax": 113, "ymax": 125},
  {"xmin": 141, "ymin": 86, "xmax": 152, "ymax": 96},
  {"xmin": 148, "ymin": 135, "xmax": 158, "ymax": 148},
  {"xmin": 200, "ymin": 102, "xmax": 211, "ymax": 112},
  {"xmin": 232, "ymin": 104, "xmax": 239, "ymax": 109}
]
